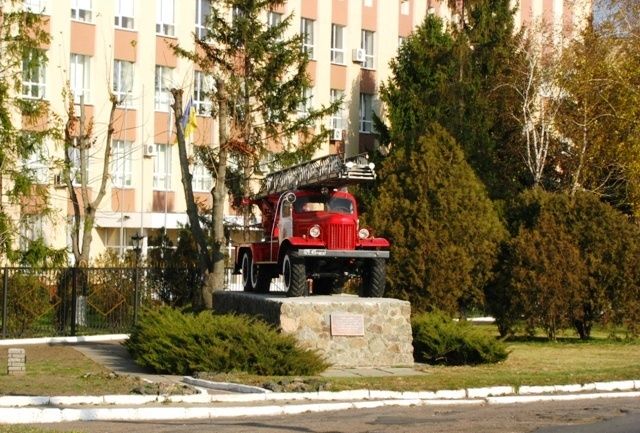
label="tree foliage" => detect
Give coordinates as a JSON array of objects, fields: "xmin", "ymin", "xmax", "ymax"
[
  {"xmin": 379, "ymin": 1, "xmax": 525, "ymax": 200},
  {"xmin": 366, "ymin": 125, "xmax": 506, "ymax": 316},
  {"xmin": 0, "ymin": 2, "xmax": 55, "ymax": 263},
  {"xmin": 171, "ymin": 0, "xmax": 336, "ymax": 308},
  {"xmin": 489, "ymin": 189, "xmax": 640, "ymax": 338}
]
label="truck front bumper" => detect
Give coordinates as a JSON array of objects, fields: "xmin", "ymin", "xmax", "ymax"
[{"xmin": 293, "ymin": 249, "xmax": 390, "ymax": 259}]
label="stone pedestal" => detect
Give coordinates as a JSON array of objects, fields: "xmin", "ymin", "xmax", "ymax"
[{"xmin": 213, "ymin": 292, "xmax": 414, "ymax": 368}]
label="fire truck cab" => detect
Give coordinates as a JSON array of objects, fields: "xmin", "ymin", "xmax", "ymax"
[{"xmin": 234, "ymin": 154, "xmax": 390, "ymax": 297}]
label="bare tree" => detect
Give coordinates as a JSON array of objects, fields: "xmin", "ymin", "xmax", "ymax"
[{"xmin": 63, "ymin": 94, "xmax": 118, "ymax": 267}]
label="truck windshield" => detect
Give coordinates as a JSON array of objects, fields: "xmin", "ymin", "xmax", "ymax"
[{"xmin": 294, "ymin": 195, "xmax": 354, "ymax": 214}]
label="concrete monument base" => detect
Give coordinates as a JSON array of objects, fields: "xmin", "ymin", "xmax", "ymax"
[{"xmin": 212, "ymin": 292, "xmax": 414, "ymax": 368}]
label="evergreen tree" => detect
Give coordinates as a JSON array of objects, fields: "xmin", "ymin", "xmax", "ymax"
[
  {"xmin": 367, "ymin": 125, "xmax": 506, "ymax": 316},
  {"xmin": 171, "ymin": 0, "xmax": 336, "ymax": 308},
  {"xmin": 0, "ymin": 2, "xmax": 55, "ymax": 264},
  {"xmin": 379, "ymin": 0, "xmax": 525, "ymax": 200}
]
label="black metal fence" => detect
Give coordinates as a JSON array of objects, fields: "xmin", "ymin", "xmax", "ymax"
[{"xmin": 0, "ymin": 266, "xmax": 287, "ymax": 340}]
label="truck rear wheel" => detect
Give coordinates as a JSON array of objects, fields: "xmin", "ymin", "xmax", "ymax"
[
  {"xmin": 361, "ymin": 258, "xmax": 386, "ymax": 297},
  {"xmin": 241, "ymin": 251, "xmax": 253, "ymax": 292},
  {"xmin": 283, "ymin": 252, "xmax": 306, "ymax": 297}
]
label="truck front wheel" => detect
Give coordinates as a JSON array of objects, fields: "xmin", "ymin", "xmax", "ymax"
[
  {"xmin": 283, "ymin": 252, "xmax": 306, "ymax": 297},
  {"xmin": 361, "ymin": 258, "xmax": 386, "ymax": 297}
]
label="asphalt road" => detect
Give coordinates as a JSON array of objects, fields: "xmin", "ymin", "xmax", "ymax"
[{"xmin": 35, "ymin": 396, "xmax": 640, "ymax": 433}]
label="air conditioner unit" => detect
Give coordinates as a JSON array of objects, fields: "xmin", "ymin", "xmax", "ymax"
[
  {"xmin": 143, "ymin": 144, "xmax": 156, "ymax": 158},
  {"xmin": 352, "ymin": 48, "xmax": 366, "ymax": 63},
  {"xmin": 330, "ymin": 128, "xmax": 343, "ymax": 141}
]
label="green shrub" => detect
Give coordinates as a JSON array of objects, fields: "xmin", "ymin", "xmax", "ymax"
[
  {"xmin": 125, "ymin": 307, "xmax": 329, "ymax": 376},
  {"xmin": 6, "ymin": 273, "xmax": 52, "ymax": 337},
  {"xmin": 411, "ymin": 311, "xmax": 508, "ymax": 365}
]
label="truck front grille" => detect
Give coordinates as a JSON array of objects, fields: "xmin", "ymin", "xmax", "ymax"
[{"xmin": 327, "ymin": 224, "xmax": 356, "ymax": 250}]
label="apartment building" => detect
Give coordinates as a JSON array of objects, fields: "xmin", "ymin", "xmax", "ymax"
[{"xmin": 13, "ymin": 0, "xmax": 588, "ymax": 262}]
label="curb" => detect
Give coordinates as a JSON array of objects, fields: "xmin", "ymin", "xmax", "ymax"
[
  {"xmin": 0, "ymin": 334, "xmax": 129, "ymax": 347},
  {"xmin": 1, "ymin": 391, "xmax": 639, "ymax": 424}
]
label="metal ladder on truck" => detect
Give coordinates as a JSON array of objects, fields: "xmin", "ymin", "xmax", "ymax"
[{"xmin": 257, "ymin": 153, "xmax": 377, "ymax": 197}]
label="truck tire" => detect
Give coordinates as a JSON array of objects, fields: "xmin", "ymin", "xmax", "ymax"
[
  {"xmin": 362, "ymin": 258, "xmax": 386, "ymax": 297},
  {"xmin": 252, "ymin": 265, "xmax": 272, "ymax": 293},
  {"xmin": 241, "ymin": 251, "xmax": 253, "ymax": 292},
  {"xmin": 283, "ymin": 252, "xmax": 306, "ymax": 297}
]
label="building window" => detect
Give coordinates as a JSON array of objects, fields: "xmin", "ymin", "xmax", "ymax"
[
  {"xmin": 268, "ymin": 11, "xmax": 282, "ymax": 28},
  {"xmin": 70, "ymin": 54, "xmax": 91, "ymax": 103},
  {"xmin": 155, "ymin": 66, "xmax": 173, "ymax": 111},
  {"xmin": 111, "ymin": 140, "xmax": 132, "ymax": 188},
  {"xmin": 71, "ymin": 0, "xmax": 91, "ymax": 22},
  {"xmin": 20, "ymin": 215, "xmax": 44, "ymax": 252},
  {"xmin": 24, "ymin": 149, "xmax": 49, "ymax": 184},
  {"xmin": 22, "ymin": 50, "xmax": 46, "ymax": 99},
  {"xmin": 298, "ymin": 87, "xmax": 313, "ymax": 117},
  {"xmin": 300, "ymin": 18, "xmax": 314, "ymax": 59},
  {"xmin": 361, "ymin": 30, "xmax": 375, "ymax": 69},
  {"xmin": 195, "ymin": 0, "xmax": 211, "ymax": 40},
  {"xmin": 67, "ymin": 146, "xmax": 82, "ymax": 186},
  {"xmin": 192, "ymin": 161, "xmax": 212, "ymax": 192},
  {"xmin": 193, "ymin": 71, "xmax": 213, "ymax": 116},
  {"xmin": 400, "ymin": 0, "xmax": 410, "ymax": 15},
  {"xmin": 23, "ymin": 0, "xmax": 46, "ymax": 13},
  {"xmin": 115, "ymin": 0, "xmax": 134, "ymax": 29},
  {"xmin": 156, "ymin": 0, "xmax": 175, "ymax": 36},
  {"xmin": 113, "ymin": 59, "xmax": 134, "ymax": 106},
  {"xmin": 330, "ymin": 24, "xmax": 345, "ymax": 64},
  {"xmin": 153, "ymin": 144, "xmax": 171, "ymax": 190},
  {"xmin": 330, "ymin": 89, "xmax": 345, "ymax": 130},
  {"xmin": 359, "ymin": 93, "xmax": 374, "ymax": 133}
]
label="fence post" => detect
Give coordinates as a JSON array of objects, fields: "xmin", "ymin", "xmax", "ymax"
[
  {"xmin": 133, "ymin": 267, "xmax": 139, "ymax": 326},
  {"xmin": 2, "ymin": 267, "xmax": 8, "ymax": 338},
  {"xmin": 70, "ymin": 267, "xmax": 77, "ymax": 336}
]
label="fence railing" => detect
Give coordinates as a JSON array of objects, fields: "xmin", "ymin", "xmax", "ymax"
[{"xmin": 0, "ymin": 266, "xmax": 285, "ymax": 340}]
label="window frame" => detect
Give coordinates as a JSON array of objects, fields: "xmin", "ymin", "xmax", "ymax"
[
  {"xmin": 111, "ymin": 140, "xmax": 133, "ymax": 188},
  {"xmin": 300, "ymin": 17, "xmax": 315, "ymax": 59},
  {"xmin": 195, "ymin": 0, "xmax": 211, "ymax": 40},
  {"xmin": 361, "ymin": 29, "xmax": 375, "ymax": 69},
  {"xmin": 330, "ymin": 24, "xmax": 345, "ymax": 65},
  {"xmin": 113, "ymin": 59, "xmax": 134, "ymax": 107},
  {"xmin": 193, "ymin": 71, "xmax": 213, "ymax": 116},
  {"xmin": 154, "ymin": 65, "xmax": 173, "ymax": 112},
  {"xmin": 71, "ymin": 0, "xmax": 92, "ymax": 22},
  {"xmin": 359, "ymin": 93, "xmax": 374, "ymax": 133},
  {"xmin": 156, "ymin": 0, "xmax": 175, "ymax": 36},
  {"xmin": 298, "ymin": 86, "xmax": 313, "ymax": 117},
  {"xmin": 330, "ymin": 89, "xmax": 345, "ymax": 130},
  {"xmin": 191, "ymin": 161, "xmax": 212, "ymax": 192},
  {"xmin": 153, "ymin": 143, "xmax": 172, "ymax": 191},
  {"xmin": 70, "ymin": 53, "xmax": 91, "ymax": 103},
  {"xmin": 114, "ymin": 0, "xmax": 135, "ymax": 29},
  {"xmin": 22, "ymin": 50, "xmax": 46, "ymax": 99},
  {"xmin": 23, "ymin": 0, "xmax": 47, "ymax": 13}
]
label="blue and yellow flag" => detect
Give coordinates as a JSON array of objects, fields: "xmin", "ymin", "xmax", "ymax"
[{"xmin": 180, "ymin": 97, "xmax": 198, "ymax": 140}]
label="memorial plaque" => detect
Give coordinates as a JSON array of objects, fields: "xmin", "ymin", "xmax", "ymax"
[{"xmin": 330, "ymin": 313, "xmax": 365, "ymax": 336}]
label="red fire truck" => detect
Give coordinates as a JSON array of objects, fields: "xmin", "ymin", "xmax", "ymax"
[{"xmin": 234, "ymin": 154, "xmax": 390, "ymax": 297}]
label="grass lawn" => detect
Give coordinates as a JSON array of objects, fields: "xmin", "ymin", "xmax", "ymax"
[
  {"xmin": 0, "ymin": 345, "xmax": 140, "ymax": 396},
  {"xmin": 1, "ymin": 326, "xmax": 639, "ymax": 396}
]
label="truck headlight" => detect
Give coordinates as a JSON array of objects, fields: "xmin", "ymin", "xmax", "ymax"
[
  {"xmin": 358, "ymin": 228, "xmax": 370, "ymax": 239},
  {"xmin": 309, "ymin": 225, "xmax": 321, "ymax": 238}
]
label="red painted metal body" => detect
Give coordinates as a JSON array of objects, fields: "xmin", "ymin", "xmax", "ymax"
[{"xmin": 234, "ymin": 189, "xmax": 389, "ymax": 270}]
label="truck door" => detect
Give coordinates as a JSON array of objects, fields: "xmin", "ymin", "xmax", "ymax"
[{"xmin": 279, "ymin": 199, "xmax": 293, "ymax": 243}]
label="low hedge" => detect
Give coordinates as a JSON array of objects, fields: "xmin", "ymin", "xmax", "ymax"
[
  {"xmin": 125, "ymin": 307, "xmax": 329, "ymax": 376},
  {"xmin": 412, "ymin": 311, "xmax": 508, "ymax": 365}
]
